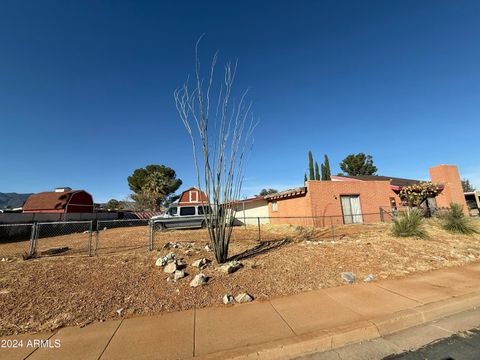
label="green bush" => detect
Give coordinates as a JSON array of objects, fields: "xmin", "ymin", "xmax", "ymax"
[
  {"xmin": 392, "ymin": 208, "xmax": 427, "ymax": 238},
  {"xmin": 439, "ymin": 203, "xmax": 478, "ymax": 235}
]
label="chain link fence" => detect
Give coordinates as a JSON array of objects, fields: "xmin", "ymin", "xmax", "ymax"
[
  {"xmin": 35, "ymin": 221, "xmax": 93, "ymax": 257},
  {"xmin": 149, "ymin": 212, "xmax": 390, "ymax": 250},
  {"xmin": 95, "ymin": 219, "xmax": 150, "ymax": 254},
  {"xmin": 0, "ymin": 208, "xmax": 442, "ymax": 259},
  {"xmin": 0, "ymin": 223, "xmax": 34, "ymax": 259}
]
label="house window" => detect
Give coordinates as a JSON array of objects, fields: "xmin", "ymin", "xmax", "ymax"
[
  {"xmin": 340, "ymin": 195, "xmax": 363, "ymax": 224},
  {"xmin": 271, "ymin": 201, "xmax": 278, "ymax": 212},
  {"xmin": 189, "ymin": 191, "xmax": 198, "ymax": 203}
]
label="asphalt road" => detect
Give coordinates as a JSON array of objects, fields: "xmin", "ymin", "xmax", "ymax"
[{"xmin": 383, "ymin": 328, "xmax": 480, "ymax": 360}]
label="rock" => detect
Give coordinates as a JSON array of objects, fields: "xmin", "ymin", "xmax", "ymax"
[
  {"xmin": 155, "ymin": 257, "xmax": 167, "ymax": 267},
  {"xmin": 363, "ymin": 274, "xmax": 375, "ymax": 283},
  {"xmin": 219, "ymin": 261, "xmax": 243, "ymax": 274},
  {"xmin": 434, "ymin": 256, "xmax": 446, "ymax": 262},
  {"xmin": 41, "ymin": 247, "xmax": 70, "ymax": 256},
  {"xmin": 235, "ymin": 293, "xmax": 254, "ymax": 303},
  {"xmin": 165, "ymin": 252, "xmax": 176, "ymax": 261},
  {"xmin": 155, "ymin": 252, "xmax": 177, "ymax": 267},
  {"xmin": 192, "ymin": 258, "xmax": 210, "ymax": 268},
  {"xmin": 164, "ymin": 262, "xmax": 178, "ymax": 274},
  {"xmin": 165, "ymin": 242, "xmax": 179, "ymax": 249},
  {"xmin": 468, "ymin": 254, "xmax": 476, "ymax": 259},
  {"xmin": 116, "ymin": 308, "xmax": 124, "ymax": 316},
  {"xmin": 190, "ymin": 273, "xmax": 208, "ymax": 287},
  {"xmin": 341, "ymin": 272, "xmax": 356, "ymax": 284},
  {"xmin": 223, "ymin": 294, "xmax": 235, "ymax": 304},
  {"xmin": 184, "ymin": 249, "xmax": 193, "ymax": 256},
  {"xmin": 205, "ymin": 244, "xmax": 212, "ymax": 252},
  {"xmin": 174, "ymin": 270, "xmax": 186, "ymax": 280}
]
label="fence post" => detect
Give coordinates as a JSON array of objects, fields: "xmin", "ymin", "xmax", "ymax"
[
  {"xmin": 148, "ymin": 221, "xmax": 153, "ymax": 251},
  {"xmin": 88, "ymin": 221, "xmax": 93, "ymax": 256},
  {"xmin": 28, "ymin": 222, "xmax": 37, "ymax": 258},
  {"xmin": 95, "ymin": 221, "xmax": 100, "ymax": 255},
  {"xmin": 257, "ymin": 217, "xmax": 261, "ymax": 242},
  {"xmin": 330, "ymin": 217, "xmax": 335, "ymax": 242}
]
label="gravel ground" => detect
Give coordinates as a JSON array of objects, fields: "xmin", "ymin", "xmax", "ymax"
[{"xmin": 1, "ymin": 219, "xmax": 479, "ymax": 336}]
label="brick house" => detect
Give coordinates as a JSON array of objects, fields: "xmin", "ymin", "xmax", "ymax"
[{"xmin": 264, "ymin": 164, "xmax": 468, "ymax": 226}]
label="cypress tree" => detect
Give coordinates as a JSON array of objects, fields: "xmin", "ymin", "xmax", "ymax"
[
  {"xmin": 321, "ymin": 163, "xmax": 326, "ymax": 180},
  {"xmin": 324, "ymin": 154, "xmax": 331, "ymax": 180},
  {"xmin": 314, "ymin": 162, "xmax": 320, "ymax": 180},
  {"xmin": 304, "ymin": 173, "xmax": 307, "ymax": 183},
  {"xmin": 308, "ymin": 151, "xmax": 314, "ymax": 180}
]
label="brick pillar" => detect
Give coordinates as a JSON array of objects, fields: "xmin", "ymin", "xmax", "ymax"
[{"xmin": 429, "ymin": 165, "xmax": 468, "ymax": 214}]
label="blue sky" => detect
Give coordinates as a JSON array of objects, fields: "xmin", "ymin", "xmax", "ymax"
[{"xmin": 0, "ymin": 0, "xmax": 479, "ymax": 202}]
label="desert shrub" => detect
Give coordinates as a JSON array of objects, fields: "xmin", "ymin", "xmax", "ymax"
[
  {"xmin": 439, "ymin": 203, "xmax": 478, "ymax": 235},
  {"xmin": 392, "ymin": 208, "xmax": 427, "ymax": 238}
]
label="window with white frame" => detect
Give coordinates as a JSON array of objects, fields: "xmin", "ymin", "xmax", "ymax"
[
  {"xmin": 189, "ymin": 190, "xmax": 198, "ymax": 203},
  {"xmin": 271, "ymin": 201, "xmax": 278, "ymax": 212}
]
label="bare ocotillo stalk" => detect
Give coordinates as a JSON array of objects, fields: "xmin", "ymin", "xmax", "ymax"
[{"xmin": 174, "ymin": 38, "xmax": 256, "ymax": 263}]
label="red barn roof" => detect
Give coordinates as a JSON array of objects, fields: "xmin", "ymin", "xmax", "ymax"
[{"xmin": 23, "ymin": 190, "xmax": 94, "ymax": 213}]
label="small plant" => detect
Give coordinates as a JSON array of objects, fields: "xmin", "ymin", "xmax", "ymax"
[
  {"xmin": 392, "ymin": 208, "xmax": 427, "ymax": 238},
  {"xmin": 439, "ymin": 203, "xmax": 478, "ymax": 235}
]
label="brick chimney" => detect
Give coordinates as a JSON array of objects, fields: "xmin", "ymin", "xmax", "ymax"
[{"xmin": 429, "ymin": 165, "xmax": 468, "ymax": 213}]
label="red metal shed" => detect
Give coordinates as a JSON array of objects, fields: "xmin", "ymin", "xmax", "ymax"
[{"xmin": 23, "ymin": 189, "xmax": 94, "ymax": 213}]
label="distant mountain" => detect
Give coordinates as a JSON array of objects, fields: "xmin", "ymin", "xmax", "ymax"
[{"xmin": 0, "ymin": 193, "xmax": 32, "ymax": 210}]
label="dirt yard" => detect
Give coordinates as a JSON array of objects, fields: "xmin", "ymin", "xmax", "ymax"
[{"xmin": 1, "ymin": 219, "xmax": 480, "ymax": 336}]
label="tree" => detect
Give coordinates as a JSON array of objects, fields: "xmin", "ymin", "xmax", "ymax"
[
  {"xmin": 259, "ymin": 188, "xmax": 278, "ymax": 196},
  {"xmin": 127, "ymin": 165, "xmax": 182, "ymax": 211},
  {"xmin": 174, "ymin": 37, "xmax": 256, "ymax": 263},
  {"xmin": 304, "ymin": 173, "xmax": 307, "ymax": 183},
  {"xmin": 106, "ymin": 199, "xmax": 120, "ymax": 210},
  {"xmin": 462, "ymin": 179, "xmax": 476, "ymax": 192},
  {"xmin": 339, "ymin": 153, "xmax": 377, "ymax": 176},
  {"xmin": 308, "ymin": 151, "xmax": 315, "ymax": 180},
  {"xmin": 323, "ymin": 154, "xmax": 331, "ymax": 180},
  {"xmin": 399, "ymin": 182, "xmax": 443, "ymax": 208},
  {"xmin": 314, "ymin": 162, "xmax": 320, "ymax": 180}
]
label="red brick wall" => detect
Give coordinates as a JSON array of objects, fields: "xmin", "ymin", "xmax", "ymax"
[
  {"xmin": 307, "ymin": 180, "xmax": 392, "ymax": 225},
  {"xmin": 429, "ymin": 165, "xmax": 468, "ymax": 213},
  {"xmin": 267, "ymin": 180, "xmax": 392, "ymax": 226},
  {"xmin": 268, "ymin": 194, "xmax": 312, "ymax": 226}
]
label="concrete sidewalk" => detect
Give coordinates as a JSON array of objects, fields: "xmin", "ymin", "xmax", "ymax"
[{"xmin": 3, "ymin": 263, "xmax": 480, "ymax": 360}]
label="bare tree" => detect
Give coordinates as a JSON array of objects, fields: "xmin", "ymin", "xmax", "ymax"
[{"xmin": 174, "ymin": 37, "xmax": 256, "ymax": 263}]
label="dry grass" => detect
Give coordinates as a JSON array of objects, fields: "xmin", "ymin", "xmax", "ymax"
[{"xmin": 1, "ymin": 218, "xmax": 480, "ymax": 336}]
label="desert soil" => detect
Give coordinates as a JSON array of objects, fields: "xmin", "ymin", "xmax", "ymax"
[{"xmin": 1, "ymin": 219, "xmax": 480, "ymax": 336}]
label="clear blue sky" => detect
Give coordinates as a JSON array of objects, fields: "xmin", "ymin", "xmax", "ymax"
[{"xmin": 1, "ymin": 0, "xmax": 479, "ymax": 202}]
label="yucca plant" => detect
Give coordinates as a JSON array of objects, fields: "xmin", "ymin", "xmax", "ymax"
[
  {"xmin": 392, "ymin": 208, "xmax": 427, "ymax": 238},
  {"xmin": 439, "ymin": 203, "xmax": 478, "ymax": 235}
]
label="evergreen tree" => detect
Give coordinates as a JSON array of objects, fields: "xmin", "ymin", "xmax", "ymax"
[
  {"xmin": 339, "ymin": 153, "xmax": 377, "ymax": 176},
  {"xmin": 321, "ymin": 163, "xmax": 326, "ymax": 180},
  {"xmin": 314, "ymin": 161, "xmax": 320, "ymax": 180},
  {"xmin": 324, "ymin": 154, "xmax": 331, "ymax": 180},
  {"xmin": 308, "ymin": 151, "xmax": 315, "ymax": 180},
  {"xmin": 304, "ymin": 173, "xmax": 307, "ymax": 183}
]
